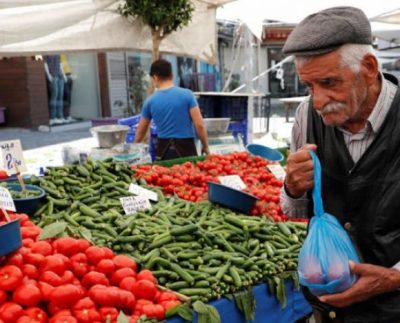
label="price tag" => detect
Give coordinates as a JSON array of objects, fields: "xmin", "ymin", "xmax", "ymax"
[
  {"xmin": 0, "ymin": 187, "xmax": 16, "ymax": 212},
  {"xmin": 0, "ymin": 140, "xmax": 27, "ymax": 175},
  {"xmin": 129, "ymin": 184, "xmax": 158, "ymax": 202},
  {"xmin": 120, "ymin": 196, "xmax": 152, "ymax": 215},
  {"xmin": 267, "ymin": 164, "xmax": 286, "ymax": 181},
  {"xmin": 219, "ymin": 175, "xmax": 246, "ymax": 190}
]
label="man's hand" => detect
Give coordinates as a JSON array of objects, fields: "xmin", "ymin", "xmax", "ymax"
[
  {"xmin": 202, "ymin": 146, "xmax": 210, "ymax": 155},
  {"xmin": 319, "ymin": 261, "xmax": 400, "ymax": 308},
  {"xmin": 285, "ymin": 144, "xmax": 317, "ymax": 198}
]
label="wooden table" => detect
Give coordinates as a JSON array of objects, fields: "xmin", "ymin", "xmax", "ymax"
[{"xmin": 279, "ymin": 96, "xmax": 308, "ymax": 122}]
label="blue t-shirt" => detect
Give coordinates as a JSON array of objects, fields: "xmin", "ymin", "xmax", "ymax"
[{"xmin": 141, "ymin": 86, "xmax": 198, "ymax": 139}]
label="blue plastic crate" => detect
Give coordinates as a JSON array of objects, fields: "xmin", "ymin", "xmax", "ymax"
[
  {"xmin": 0, "ymin": 219, "xmax": 22, "ymax": 257},
  {"xmin": 207, "ymin": 182, "xmax": 258, "ymax": 214},
  {"xmin": 118, "ymin": 115, "xmax": 141, "ymax": 127},
  {"xmin": 198, "ymin": 96, "xmax": 218, "ymax": 118},
  {"xmin": 228, "ymin": 120, "xmax": 248, "ymax": 145},
  {"xmin": 220, "ymin": 97, "xmax": 248, "ymax": 121}
]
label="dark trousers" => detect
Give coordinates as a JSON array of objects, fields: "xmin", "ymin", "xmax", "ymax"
[
  {"xmin": 155, "ymin": 138, "xmax": 197, "ymax": 161},
  {"xmin": 63, "ymin": 74, "xmax": 73, "ymax": 118}
]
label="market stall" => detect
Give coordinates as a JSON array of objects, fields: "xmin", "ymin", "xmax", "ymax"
[{"xmin": 0, "ymin": 149, "xmax": 311, "ymax": 323}]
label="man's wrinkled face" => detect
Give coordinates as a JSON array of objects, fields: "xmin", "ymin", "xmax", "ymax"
[{"xmin": 297, "ymin": 50, "xmax": 368, "ymax": 127}]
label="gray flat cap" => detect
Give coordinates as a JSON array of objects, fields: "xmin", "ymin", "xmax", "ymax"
[{"xmin": 282, "ymin": 6, "xmax": 372, "ymax": 56}]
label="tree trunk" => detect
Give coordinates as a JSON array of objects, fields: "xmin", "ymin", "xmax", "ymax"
[{"xmin": 147, "ymin": 29, "xmax": 163, "ymax": 95}]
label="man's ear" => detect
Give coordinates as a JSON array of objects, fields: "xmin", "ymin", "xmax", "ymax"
[{"xmin": 361, "ymin": 53, "xmax": 379, "ymax": 85}]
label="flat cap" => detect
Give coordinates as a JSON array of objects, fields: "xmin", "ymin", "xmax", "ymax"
[{"xmin": 282, "ymin": 6, "xmax": 372, "ymax": 56}]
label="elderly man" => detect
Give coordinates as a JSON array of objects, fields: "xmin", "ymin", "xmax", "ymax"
[{"xmin": 280, "ymin": 6, "xmax": 400, "ymax": 323}]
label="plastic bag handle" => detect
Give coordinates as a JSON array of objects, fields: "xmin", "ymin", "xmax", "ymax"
[{"xmin": 309, "ymin": 150, "xmax": 324, "ymax": 217}]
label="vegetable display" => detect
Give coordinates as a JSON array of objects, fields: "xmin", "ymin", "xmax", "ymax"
[
  {"xmin": 37, "ymin": 196, "xmax": 306, "ymax": 306},
  {"xmin": 132, "ymin": 153, "xmax": 290, "ymax": 221},
  {"xmin": 0, "ymin": 213, "xmax": 182, "ymax": 323}
]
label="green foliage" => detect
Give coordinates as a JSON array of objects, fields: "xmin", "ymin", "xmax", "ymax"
[{"xmin": 119, "ymin": 0, "xmax": 194, "ymax": 37}]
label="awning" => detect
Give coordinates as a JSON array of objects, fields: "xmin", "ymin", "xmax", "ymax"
[{"xmin": 0, "ymin": 0, "xmax": 236, "ymax": 64}]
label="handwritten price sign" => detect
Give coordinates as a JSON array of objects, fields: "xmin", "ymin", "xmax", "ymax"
[
  {"xmin": 120, "ymin": 196, "xmax": 152, "ymax": 215},
  {"xmin": 0, "ymin": 187, "xmax": 16, "ymax": 212},
  {"xmin": 0, "ymin": 140, "xmax": 26, "ymax": 175}
]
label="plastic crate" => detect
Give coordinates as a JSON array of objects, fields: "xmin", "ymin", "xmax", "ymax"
[
  {"xmin": 125, "ymin": 130, "xmax": 157, "ymax": 162},
  {"xmin": 118, "ymin": 115, "xmax": 141, "ymax": 127},
  {"xmin": 91, "ymin": 117, "xmax": 119, "ymax": 127},
  {"xmin": 198, "ymin": 96, "xmax": 217, "ymax": 118},
  {"xmin": 220, "ymin": 97, "xmax": 248, "ymax": 121},
  {"xmin": 0, "ymin": 219, "xmax": 22, "ymax": 257},
  {"xmin": 228, "ymin": 120, "xmax": 248, "ymax": 145}
]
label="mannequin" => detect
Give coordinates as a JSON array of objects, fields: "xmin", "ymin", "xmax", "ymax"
[
  {"xmin": 44, "ymin": 55, "xmax": 66, "ymax": 125},
  {"xmin": 60, "ymin": 54, "xmax": 76, "ymax": 123}
]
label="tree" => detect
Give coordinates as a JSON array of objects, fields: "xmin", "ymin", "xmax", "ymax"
[{"xmin": 119, "ymin": 0, "xmax": 195, "ymax": 62}]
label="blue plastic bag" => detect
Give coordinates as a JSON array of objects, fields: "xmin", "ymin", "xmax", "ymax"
[{"xmin": 298, "ymin": 151, "xmax": 360, "ymax": 296}]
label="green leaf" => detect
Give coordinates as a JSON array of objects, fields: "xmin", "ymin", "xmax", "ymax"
[
  {"xmin": 233, "ymin": 288, "xmax": 256, "ymax": 322},
  {"xmin": 165, "ymin": 304, "xmax": 181, "ymax": 318},
  {"xmin": 117, "ymin": 311, "xmax": 129, "ymax": 323},
  {"xmin": 39, "ymin": 222, "xmax": 67, "ymax": 240},
  {"xmin": 79, "ymin": 227, "xmax": 93, "ymax": 242},
  {"xmin": 177, "ymin": 303, "xmax": 193, "ymax": 321},
  {"xmin": 193, "ymin": 301, "xmax": 221, "ymax": 323}
]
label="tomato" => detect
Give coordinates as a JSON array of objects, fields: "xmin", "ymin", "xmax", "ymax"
[
  {"xmin": 20, "ymin": 227, "xmax": 40, "ymax": 240},
  {"xmin": 113, "ymin": 255, "xmax": 137, "ymax": 270},
  {"xmin": 0, "ymin": 302, "xmax": 24, "ymax": 322},
  {"xmin": 157, "ymin": 291, "xmax": 178, "ymax": 303},
  {"xmin": 22, "ymin": 264, "xmax": 39, "ymax": 280},
  {"xmin": 40, "ymin": 255, "xmax": 66, "ymax": 276},
  {"xmin": 82, "ymin": 271, "xmax": 109, "ymax": 288},
  {"xmin": 99, "ymin": 307, "xmax": 118, "ymax": 323},
  {"xmin": 0, "ymin": 265, "xmax": 23, "ymax": 291},
  {"xmin": 24, "ymin": 253, "xmax": 45, "ymax": 267},
  {"xmin": 85, "ymin": 247, "xmax": 105, "ymax": 265},
  {"xmin": 37, "ymin": 282, "xmax": 55, "ymax": 302},
  {"xmin": 161, "ymin": 300, "xmax": 181, "ymax": 311},
  {"xmin": 52, "ymin": 238, "xmax": 80, "ymax": 257},
  {"xmin": 119, "ymin": 277, "xmax": 136, "ymax": 292},
  {"xmin": 31, "ymin": 241, "xmax": 53, "ymax": 256},
  {"xmin": 70, "ymin": 253, "xmax": 89, "ymax": 278},
  {"xmin": 76, "ymin": 239, "xmax": 91, "ymax": 253},
  {"xmin": 49, "ymin": 316, "xmax": 78, "ymax": 323},
  {"xmin": 95, "ymin": 259, "xmax": 115, "ymax": 276},
  {"xmin": 131, "ymin": 280, "xmax": 157, "ymax": 301},
  {"xmin": 50, "ymin": 284, "xmax": 82, "ymax": 307},
  {"xmin": 40, "ymin": 271, "xmax": 63, "ymax": 287},
  {"xmin": 111, "ymin": 268, "xmax": 136, "ymax": 285},
  {"xmin": 13, "ymin": 284, "xmax": 41, "ymax": 307},
  {"xmin": 141, "ymin": 303, "xmax": 165, "ymax": 321},
  {"xmin": 101, "ymin": 247, "xmax": 114, "ymax": 259},
  {"xmin": 5, "ymin": 253, "xmax": 24, "ymax": 268},
  {"xmin": 136, "ymin": 270, "xmax": 156, "ymax": 283},
  {"xmin": 23, "ymin": 307, "xmax": 47, "ymax": 323},
  {"xmin": 0, "ymin": 290, "xmax": 7, "ymax": 305},
  {"xmin": 72, "ymin": 297, "xmax": 99, "ymax": 323}
]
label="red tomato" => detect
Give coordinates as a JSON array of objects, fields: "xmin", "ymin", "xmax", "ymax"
[
  {"xmin": 95, "ymin": 259, "xmax": 115, "ymax": 276},
  {"xmin": 31, "ymin": 241, "xmax": 53, "ymax": 256},
  {"xmin": 136, "ymin": 270, "xmax": 156, "ymax": 283},
  {"xmin": 113, "ymin": 255, "xmax": 137, "ymax": 270},
  {"xmin": 12, "ymin": 284, "xmax": 41, "ymax": 307},
  {"xmin": 131, "ymin": 280, "xmax": 157, "ymax": 301}
]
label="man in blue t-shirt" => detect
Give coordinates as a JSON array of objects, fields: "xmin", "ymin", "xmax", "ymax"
[{"xmin": 134, "ymin": 59, "xmax": 209, "ymax": 160}]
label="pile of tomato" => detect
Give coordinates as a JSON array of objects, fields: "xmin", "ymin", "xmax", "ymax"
[
  {"xmin": 133, "ymin": 152, "xmax": 289, "ymax": 221},
  {"xmin": 0, "ymin": 213, "xmax": 181, "ymax": 323}
]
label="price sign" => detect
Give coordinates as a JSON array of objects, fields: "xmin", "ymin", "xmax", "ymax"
[
  {"xmin": 267, "ymin": 164, "xmax": 286, "ymax": 181},
  {"xmin": 0, "ymin": 187, "xmax": 16, "ymax": 212},
  {"xmin": 120, "ymin": 196, "xmax": 152, "ymax": 215},
  {"xmin": 219, "ymin": 175, "xmax": 246, "ymax": 190},
  {"xmin": 0, "ymin": 140, "xmax": 26, "ymax": 175},
  {"xmin": 129, "ymin": 184, "xmax": 158, "ymax": 202}
]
